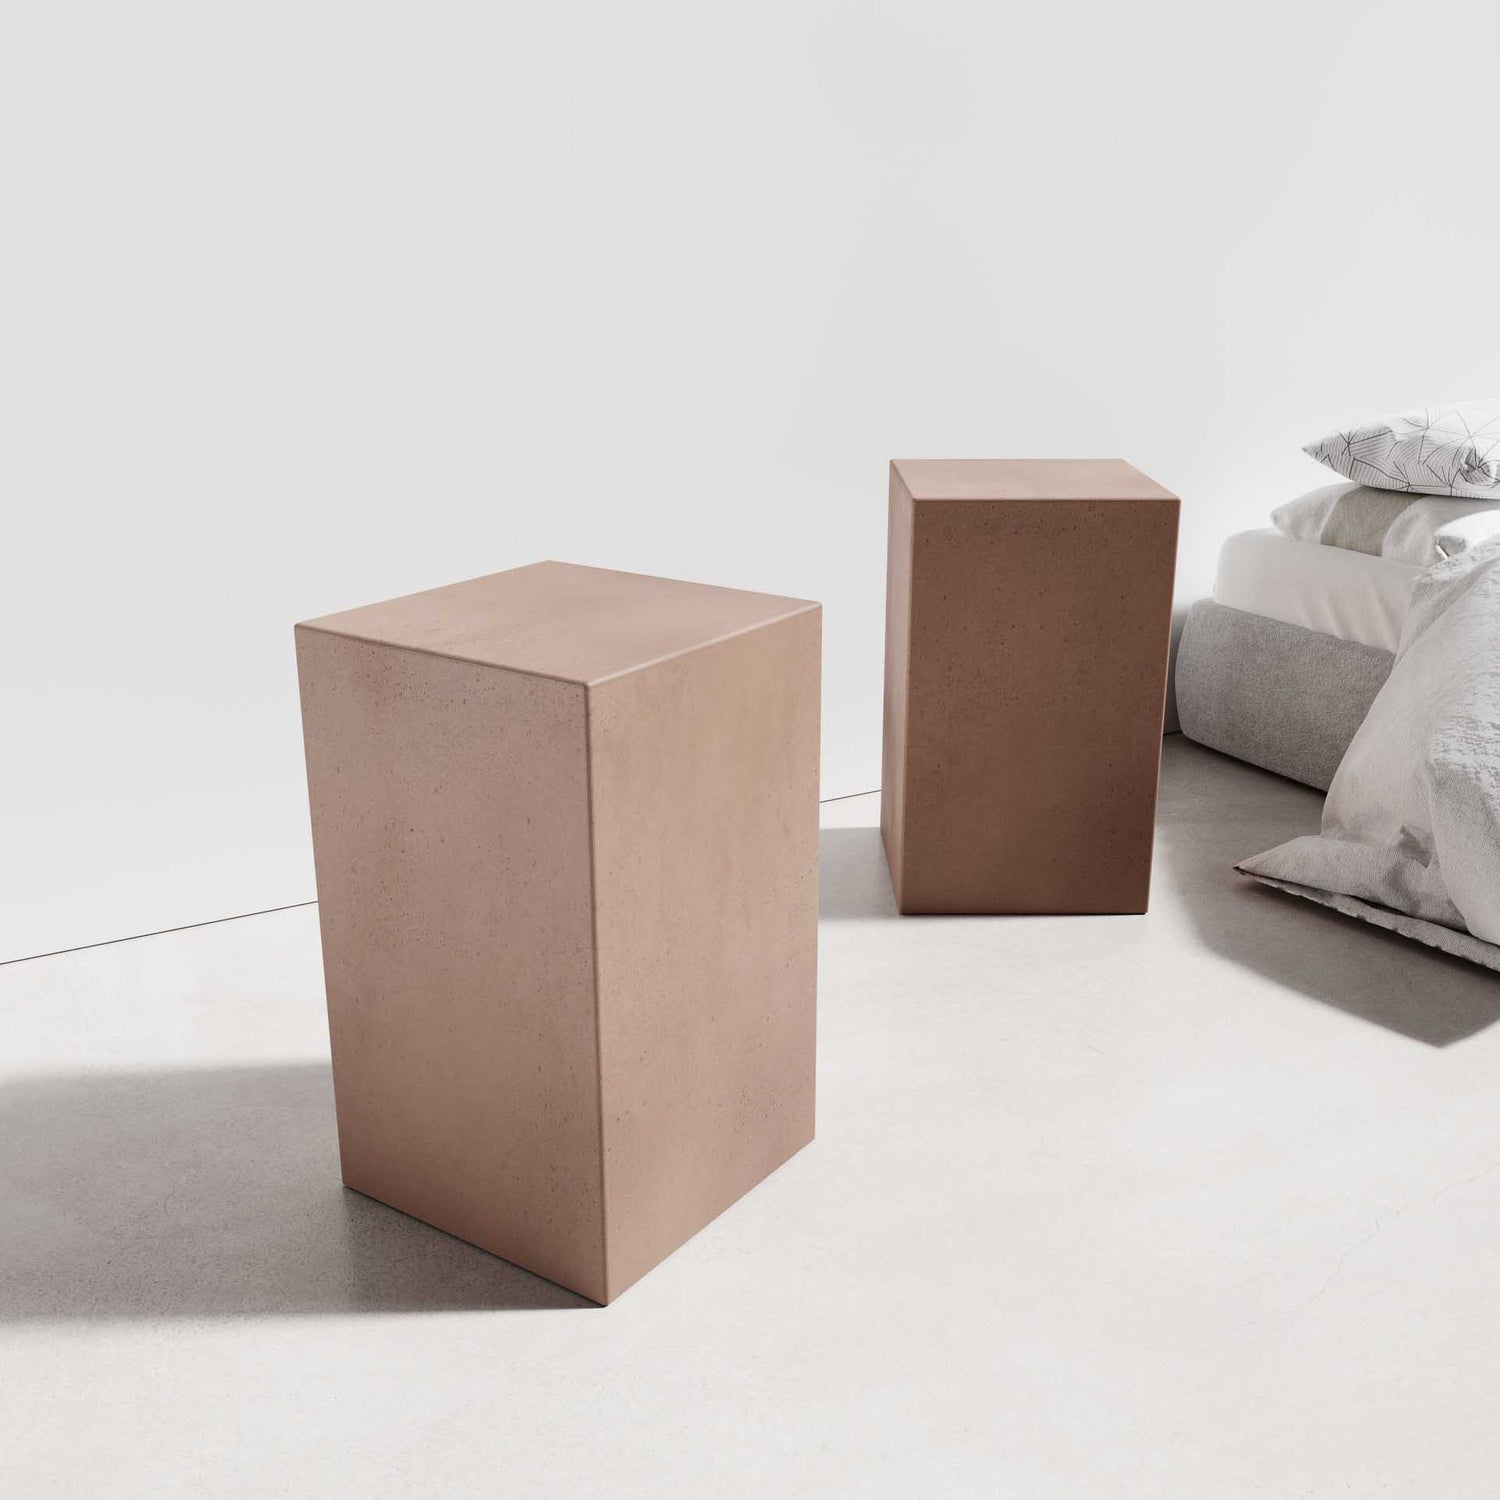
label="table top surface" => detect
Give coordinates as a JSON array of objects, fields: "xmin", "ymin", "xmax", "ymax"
[
  {"xmin": 297, "ymin": 561, "xmax": 818, "ymax": 686},
  {"xmin": 892, "ymin": 459, "xmax": 1176, "ymax": 502}
]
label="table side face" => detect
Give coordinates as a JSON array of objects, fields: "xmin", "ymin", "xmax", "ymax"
[
  {"xmin": 586, "ymin": 607, "xmax": 822, "ymax": 1299},
  {"xmin": 299, "ymin": 560, "xmax": 819, "ymax": 687},
  {"xmin": 295, "ymin": 628, "xmax": 609, "ymax": 1301},
  {"xmin": 895, "ymin": 494, "xmax": 1179, "ymax": 914},
  {"xmin": 880, "ymin": 467, "xmax": 916, "ymax": 905}
]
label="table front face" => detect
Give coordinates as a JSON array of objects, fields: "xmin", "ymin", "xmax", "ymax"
[
  {"xmin": 296, "ymin": 630, "xmax": 610, "ymax": 1300},
  {"xmin": 886, "ymin": 492, "xmax": 1179, "ymax": 915}
]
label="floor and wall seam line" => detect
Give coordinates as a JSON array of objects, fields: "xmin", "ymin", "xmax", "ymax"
[
  {"xmin": 5, "ymin": 788, "xmax": 886, "ymax": 969},
  {"xmin": 1, "ymin": 901, "xmax": 320, "ymax": 968}
]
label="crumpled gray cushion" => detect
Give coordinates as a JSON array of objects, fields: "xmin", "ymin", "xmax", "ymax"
[{"xmin": 1238, "ymin": 537, "xmax": 1500, "ymax": 969}]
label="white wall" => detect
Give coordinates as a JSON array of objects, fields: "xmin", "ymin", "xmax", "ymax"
[{"xmin": 6, "ymin": 0, "xmax": 1500, "ymax": 961}]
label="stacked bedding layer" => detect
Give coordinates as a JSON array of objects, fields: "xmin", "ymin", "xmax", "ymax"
[
  {"xmin": 1211, "ymin": 528, "xmax": 1419, "ymax": 655},
  {"xmin": 1177, "ymin": 529, "xmax": 1413, "ymax": 791}
]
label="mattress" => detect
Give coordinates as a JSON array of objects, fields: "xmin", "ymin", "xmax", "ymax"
[{"xmin": 1212, "ymin": 528, "xmax": 1421, "ymax": 655}]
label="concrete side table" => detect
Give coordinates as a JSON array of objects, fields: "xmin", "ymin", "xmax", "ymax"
[
  {"xmin": 296, "ymin": 561, "xmax": 821, "ymax": 1303},
  {"xmin": 881, "ymin": 460, "xmax": 1179, "ymax": 915}
]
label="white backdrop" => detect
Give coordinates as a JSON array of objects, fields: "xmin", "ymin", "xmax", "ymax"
[{"xmin": 6, "ymin": 0, "xmax": 1500, "ymax": 960}]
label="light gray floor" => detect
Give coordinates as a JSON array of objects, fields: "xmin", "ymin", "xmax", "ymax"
[{"xmin": 6, "ymin": 737, "xmax": 1500, "ymax": 1497}]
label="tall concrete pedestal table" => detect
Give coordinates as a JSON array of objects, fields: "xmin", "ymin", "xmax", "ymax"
[
  {"xmin": 881, "ymin": 459, "xmax": 1179, "ymax": 915},
  {"xmin": 297, "ymin": 561, "xmax": 821, "ymax": 1303}
]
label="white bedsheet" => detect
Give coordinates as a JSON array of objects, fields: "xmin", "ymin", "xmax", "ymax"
[{"xmin": 1212, "ymin": 528, "xmax": 1421, "ymax": 654}]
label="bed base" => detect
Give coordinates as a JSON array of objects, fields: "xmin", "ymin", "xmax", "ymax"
[{"xmin": 1174, "ymin": 599, "xmax": 1392, "ymax": 792}]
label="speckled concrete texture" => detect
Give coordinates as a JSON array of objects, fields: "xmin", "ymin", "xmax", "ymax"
[
  {"xmin": 296, "ymin": 562, "xmax": 821, "ymax": 1303},
  {"xmin": 882, "ymin": 460, "xmax": 1179, "ymax": 915},
  {"xmin": 588, "ymin": 613, "xmax": 821, "ymax": 1298}
]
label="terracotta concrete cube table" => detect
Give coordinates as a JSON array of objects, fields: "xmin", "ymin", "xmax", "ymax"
[
  {"xmin": 295, "ymin": 561, "xmax": 821, "ymax": 1304},
  {"xmin": 881, "ymin": 460, "xmax": 1179, "ymax": 916}
]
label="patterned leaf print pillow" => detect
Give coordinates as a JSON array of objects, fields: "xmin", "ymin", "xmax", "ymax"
[{"xmin": 1305, "ymin": 403, "xmax": 1500, "ymax": 498}]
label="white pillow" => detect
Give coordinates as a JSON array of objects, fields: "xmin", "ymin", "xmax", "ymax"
[
  {"xmin": 1272, "ymin": 481, "xmax": 1500, "ymax": 566},
  {"xmin": 1304, "ymin": 402, "xmax": 1500, "ymax": 498}
]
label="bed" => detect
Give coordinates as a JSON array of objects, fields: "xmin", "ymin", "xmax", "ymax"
[
  {"xmin": 1178, "ymin": 525, "xmax": 1500, "ymax": 972},
  {"xmin": 1175, "ymin": 529, "xmax": 1420, "ymax": 791},
  {"xmin": 1176, "ymin": 404, "xmax": 1500, "ymax": 968}
]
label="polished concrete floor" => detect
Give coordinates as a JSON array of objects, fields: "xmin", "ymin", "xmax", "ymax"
[{"xmin": 6, "ymin": 737, "xmax": 1500, "ymax": 1497}]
